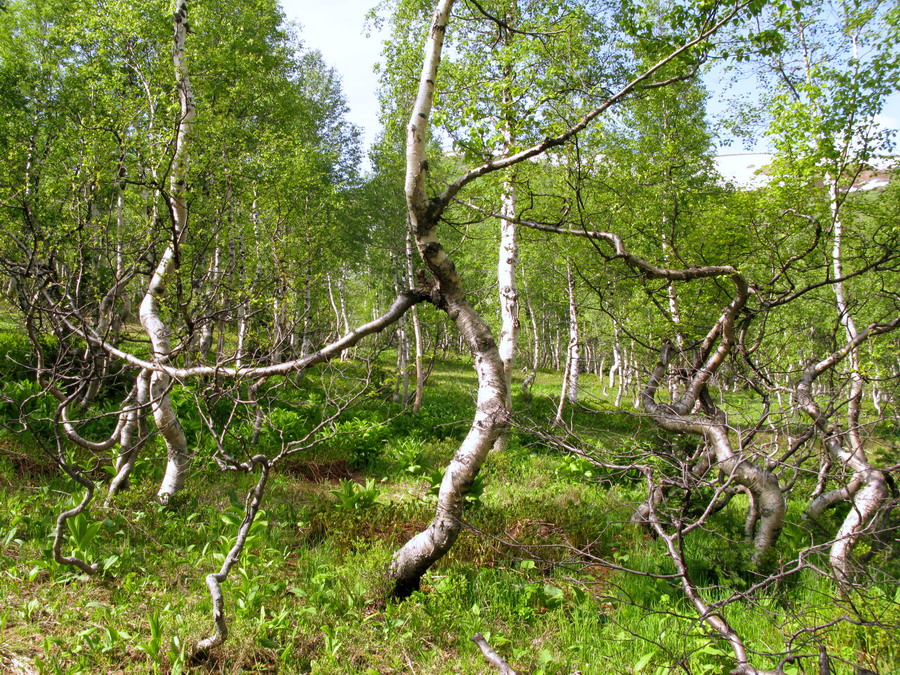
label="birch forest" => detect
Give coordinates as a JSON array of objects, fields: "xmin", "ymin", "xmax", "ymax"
[{"xmin": 1, "ymin": 0, "xmax": 899, "ymax": 673}]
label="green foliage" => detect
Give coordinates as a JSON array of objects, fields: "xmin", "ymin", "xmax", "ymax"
[
  {"xmin": 326, "ymin": 417, "xmax": 390, "ymax": 469},
  {"xmin": 0, "ymin": 326, "xmax": 56, "ymax": 380},
  {"xmin": 330, "ymin": 478, "xmax": 382, "ymax": 512},
  {"xmin": 386, "ymin": 434, "xmax": 427, "ymax": 475},
  {"xmin": 134, "ymin": 609, "xmax": 164, "ymax": 668}
]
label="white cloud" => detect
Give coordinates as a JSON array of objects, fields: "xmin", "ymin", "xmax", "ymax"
[{"xmin": 280, "ymin": 0, "xmax": 386, "ymax": 156}]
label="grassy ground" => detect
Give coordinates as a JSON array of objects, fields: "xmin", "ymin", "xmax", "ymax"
[{"xmin": 1, "ymin": 359, "xmax": 898, "ymax": 674}]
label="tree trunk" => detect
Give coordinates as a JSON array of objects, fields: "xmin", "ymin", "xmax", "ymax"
[
  {"xmin": 796, "ymin": 320, "xmax": 899, "ymax": 588},
  {"xmin": 389, "ymin": 0, "xmax": 509, "ymax": 597},
  {"xmin": 493, "ymin": 19, "xmax": 519, "ymax": 450},
  {"xmin": 554, "ymin": 262, "xmax": 578, "ymax": 426},
  {"xmin": 106, "ymin": 369, "xmax": 152, "ymax": 505},
  {"xmin": 405, "ymin": 227, "xmax": 425, "ymax": 411},
  {"xmin": 494, "ymin": 176, "xmax": 518, "ymax": 449},
  {"xmin": 142, "ymin": 0, "xmax": 195, "ymax": 501}
]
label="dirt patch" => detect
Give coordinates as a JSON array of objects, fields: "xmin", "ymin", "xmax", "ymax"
[
  {"xmin": 3, "ymin": 450, "xmax": 57, "ymax": 481},
  {"xmin": 280, "ymin": 459, "xmax": 358, "ymax": 483},
  {"xmin": 0, "ymin": 651, "xmax": 38, "ymax": 675}
]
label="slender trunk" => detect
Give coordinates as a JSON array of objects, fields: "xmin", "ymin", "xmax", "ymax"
[
  {"xmin": 554, "ymin": 262, "xmax": 578, "ymax": 425},
  {"xmin": 197, "ymin": 246, "xmax": 219, "ymax": 362},
  {"xmin": 662, "ymin": 232, "xmax": 683, "ymax": 399},
  {"xmin": 337, "ymin": 272, "xmax": 352, "ymax": 360},
  {"xmin": 141, "ymin": 0, "xmax": 195, "ymax": 501},
  {"xmin": 326, "ymin": 273, "xmax": 342, "ymax": 342},
  {"xmin": 494, "ymin": 176, "xmax": 518, "ymax": 449},
  {"xmin": 393, "ymin": 265, "xmax": 410, "ymax": 404},
  {"xmin": 494, "ymin": 22, "xmax": 519, "ymax": 450},
  {"xmin": 193, "ymin": 457, "xmax": 269, "ymax": 656},
  {"xmin": 553, "ymin": 325, "xmax": 561, "ymax": 370},
  {"xmin": 608, "ymin": 330, "xmax": 618, "ymax": 388},
  {"xmin": 235, "ymin": 303, "xmax": 247, "ymax": 369},
  {"xmin": 300, "ymin": 264, "xmax": 313, "ymax": 356},
  {"xmin": 526, "ymin": 289, "xmax": 539, "ymax": 373},
  {"xmin": 405, "ymin": 228, "xmax": 425, "ymax": 411},
  {"xmin": 106, "ymin": 369, "xmax": 152, "ymax": 505},
  {"xmin": 829, "ymin": 177, "xmax": 864, "ymax": 452},
  {"xmin": 338, "ymin": 272, "xmax": 350, "ymax": 333},
  {"xmin": 614, "ymin": 338, "xmax": 625, "ymax": 407},
  {"xmin": 566, "ymin": 264, "xmax": 579, "ymax": 404}
]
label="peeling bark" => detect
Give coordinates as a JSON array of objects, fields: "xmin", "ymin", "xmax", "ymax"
[{"xmin": 494, "ymin": 177, "xmax": 518, "ymax": 450}]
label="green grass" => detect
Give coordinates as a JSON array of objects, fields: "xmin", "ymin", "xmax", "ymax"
[{"xmin": 1, "ymin": 358, "xmax": 898, "ymax": 674}]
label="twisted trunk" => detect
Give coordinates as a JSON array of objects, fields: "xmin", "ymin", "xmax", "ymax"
[
  {"xmin": 796, "ymin": 319, "xmax": 899, "ymax": 588},
  {"xmin": 389, "ymin": 0, "xmax": 509, "ymax": 596},
  {"xmin": 141, "ymin": 0, "xmax": 195, "ymax": 501},
  {"xmin": 105, "ymin": 369, "xmax": 152, "ymax": 504}
]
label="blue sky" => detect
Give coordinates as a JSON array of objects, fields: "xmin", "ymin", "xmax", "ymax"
[
  {"xmin": 281, "ymin": 0, "xmax": 900, "ymax": 160},
  {"xmin": 280, "ymin": 0, "xmax": 386, "ymax": 154}
]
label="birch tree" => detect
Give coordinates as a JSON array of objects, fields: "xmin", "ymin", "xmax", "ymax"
[{"xmin": 386, "ymin": 0, "xmax": 773, "ymax": 596}]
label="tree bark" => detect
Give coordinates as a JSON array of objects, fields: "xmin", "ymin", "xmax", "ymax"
[
  {"xmin": 389, "ymin": 0, "xmax": 509, "ymax": 597},
  {"xmin": 494, "ymin": 176, "xmax": 518, "ymax": 449},
  {"xmin": 554, "ymin": 262, "xmax": 579, "ymax": 426},
  {"xmin": 405, "ymin": 227, "xmax": 425, "ymax": 411},
  {"xmin": 105, "ymin": 369, "xmax": 152, "ymax": 505},
  {"xmin": 796, "ymin": 319, "xmax": 899, "ymax": 588},
  {"xmin": 141, "ymin": 0, "xmax": 195, "ymax": 501},
  {"xmin": 493, "ymin": 15, "xmax": 519, "ymax": 451}
]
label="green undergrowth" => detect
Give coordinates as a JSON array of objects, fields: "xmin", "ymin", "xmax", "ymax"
[{"xmin": 0, "ymin": 359, "xmax": 898, "ymax": 673}]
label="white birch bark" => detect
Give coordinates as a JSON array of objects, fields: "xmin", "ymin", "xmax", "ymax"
[
  {"xmin": 493, "ymin": 13, "xmax": 519, "ymax": 451},
  {"xmin": 405, "ymin": 227, "xmax": 425, "ymax": 411},
  {"xmin": 797, "ymin": 319, "xmax": 899, "ymax": 588},
  {"xmin": 105, "ymin": 369, "xmax": 152, "ymax": 505},
  {"xmin": 828, "ymin": 177, "xmax": 865, "ymax": 452},
  {"xmin": 494, "ymin": 178, "xmax": 518, "ymax": 448},
  {"xmin": 389, "ymin": 0, "xmax": 510, "ymax": 596},
  {"xmin": 554, "ymin": 262, "xmax": 578, "ymax": 425},
  {"xmin": 525, "ymin": 286, "xmax": 539, "ymax": 373},
  {"xmin": 141, "ymin": 0, "xmax": 195, "ymax": 501},
  {"xmin": 565, "ymin": 263, "xmax": 579, "ymax": 403},
  {"xmin": 326, "ymin": 273, "xmax": 342, "ymax": 341}
]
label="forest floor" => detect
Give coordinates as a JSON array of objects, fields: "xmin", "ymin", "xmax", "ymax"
[{"xmin": 0, "ymin": 357, "xmax": 897, "ymax": 674}]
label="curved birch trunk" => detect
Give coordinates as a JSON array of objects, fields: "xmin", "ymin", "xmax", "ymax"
[
  {"xmin": 796, "ymin": 319, "xmax": 899, "ymax": 588},
  {"xmin": 643, "ymin": 367, "xmax": 785, "ymax": 564},
  {"xmin": 105, "ymin": 369, "xmax": 152, "ymax": 505},
  {"xmin": 389, "ymin": 0, "xmax": 509, "ymax": 597},
  {"xmin": 387, "ymin": 0, "xmax": 747, "ymax": 597},
  {"xmin": 639, "ymin": 274, "xmax": 785, "ymax": 563},
  {"xmin": 389, "ymin": 294, "xmax": 507, "ymax": 596},
  {"xmin": 141, "ymin": 0, "xmax": 195, "ymax": 501}
]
